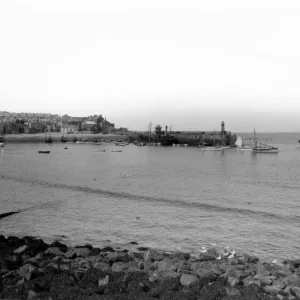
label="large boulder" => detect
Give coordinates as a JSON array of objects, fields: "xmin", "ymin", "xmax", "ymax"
[
  {"xmin": 13, "ymin": 245, "xmax": 29, "ymax": 255},
  {"xmin": 144, "ymin": 250, "xmax": 164, "ymax": 262},
  {"xmin": 107, "ymin": 251, "xmax": 130, "ymax": 264},
  {"xmin": 64, "ymin": 247, "xmax": 91, "ymax": 259},
  {"xmin": 19, "ymin": 264, "xmax": 37, "ymax": 280},
  {"xmin": 196, "ymin": 268, "xmax": 216, "ymax": 283},
  {"xmin": 180, "ymin": 274, "xmax": 199, "ymax": 287},
  {"xmin": 44, "ymin": 247, "xmax": 65, "ymax": 257}
]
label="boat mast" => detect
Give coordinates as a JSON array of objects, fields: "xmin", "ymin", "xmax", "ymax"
[
  {"xmin": 148, "ymin": 121, "xmax": 152, "ymax": 143},
  {"xmin": 253, "ymin": 128, "xmax": 258, "ymax": 147}
]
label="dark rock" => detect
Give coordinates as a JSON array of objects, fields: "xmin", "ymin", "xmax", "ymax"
[
  {"xmin": 4, "ymin": 253, "xmax": 22, "ymax": 269},
  {"xmin": 137, "ymin": 247, "xmax": 149, "ymax": 251},
  {"xmin": 45, "ymin": 247, "xmax": 65, "ymax": 257},
  {"xmin": 196, "ymin": 280, "xmax": 226, "ymax": 300},
  {"xmin": 75, "ymin": 243, "xmax": 93, "ymax": 250},
  {"xmin": 196, "ymin": 268, "xmax": 216, "ymax": 282},
  {"xmin": 144, "ymin": 249, "xmax": 164, "ymax": 261},
  {"xmin": 149, "ymin": 276, "xmax": 180, "ymax": 297},
  {"xmin": 50, "ymin": 241, "xmax": 68, "ymax": 252},
  {"xmin": 6, "ymin": 236, "xmax": 25, "ymax": 248},
  {"xmin": 0, "ymin": 235, "xmax": 6, "ymax": 243},
  {"xmin": 80, "ymin": 268, "xmax": 110, "ymax": 284},
  {"xmin": 90, "ymin": 247, "xmax": 102, "ymax": 256},
  {"xmin": 50, "ymin": 285, "xmax": 91, "ymax": 300},
  {"xmin": 242, "ymin": 254, "xmax": 260, "ymax": 264},
  {"xmin": 2, "ymin": 275, "xmax": 23, "ymax": 287},
  {"xmin": 0, "ymin": 285, "xmax": 24, "ymax": 299},
  {"xmin": 129, "ymin": 241, "xmax": 139, "ymax": 245},
  {"xmin": 124, "ymin": 271, "xmax": 152, "ymax": 294},
  {"xmin": 102, "ymin": 246, "xmax": 115, "ymax": 252},
  {"xmin": 199, "ymin": 252, "xmax": 217, "ymax": 262},
  {"xmin": 104, "ymin": 272, "xmax": 127, "ymax": 294},
  {"xmin": 160, "ymin": 290, "xmax": 197, "ymax": 300},
  {"xmin": 172, "ymin": 251, "xmax": 191, "ymax": 261},
  {"xmin": 107, "ymin": 252, "xmax": 131, "ymax": 264}
]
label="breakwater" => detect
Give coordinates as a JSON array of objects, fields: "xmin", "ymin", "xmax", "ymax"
[{"xmin": 0, "ymin": 234, "xmax": 299, "ymax": 299}]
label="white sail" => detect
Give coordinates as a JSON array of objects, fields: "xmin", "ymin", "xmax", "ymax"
[{"xmin": 235, "ymin": 136, "xmax": 243, "ymax": 148}]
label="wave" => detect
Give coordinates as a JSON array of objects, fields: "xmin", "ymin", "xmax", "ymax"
[{"xmin": 0, "ymin": 173, "xmax": 299, "ymax": 224}]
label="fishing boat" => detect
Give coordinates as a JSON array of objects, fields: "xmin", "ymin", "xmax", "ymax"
[
  {"xmin": 112, "ymin": 150, "xmax": 122, "ymax": 152},
  {"xmin": 44, "ymin": 130, "xmax": 52, "ymax": 143},
  {"xmin": 38, "ymin": 150, "xmax": 50, "ymax": 154},
  {"xmin": 60, "ymin": 134, "xmax": 68, "ymax": 143},
  {"xmin": 115, "ymin": 142, "xmax": 126, "ymax": 146},
  {"xmin": 235, "ymin": 136, "xmax": 253, "ymax": 151},
  {"xmin": 252, "ymin": 130, "xmax": 278, "ymax": 153},
  {"xmin": 252, "ymin": 146, "xmax": 278, "ymax": 153}
]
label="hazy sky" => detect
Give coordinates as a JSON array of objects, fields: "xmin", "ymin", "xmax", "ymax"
[{"xmin": 1, "ymin": 0, "xmax": 300, "ymax": 131}]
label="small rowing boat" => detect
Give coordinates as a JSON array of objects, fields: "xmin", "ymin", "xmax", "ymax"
[{"xmin": 38, "ymin": 150, "xmax": 50, "ymax": 154}]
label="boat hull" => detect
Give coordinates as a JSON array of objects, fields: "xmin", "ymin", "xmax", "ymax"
[
  {"xmin": 202, "ymin": 147, "xmax": 223, "ymax": 151},
  {"xmin": 238, "ymin": 147, "xmax": 253, "ymax": 151},
  {"xmin": 252, "ymin": 147, "xmax": 278, "ymax": 153},
  {"xmin": 38, "ymin": 151, "xmax": 50, "ymax": 154}
]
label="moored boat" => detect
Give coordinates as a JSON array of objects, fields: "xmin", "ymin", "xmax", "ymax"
[
  {"xmin": 44, "ymin": 131, "xmax": 52, "ymax": 143},
  {"xmin": 0, "ymin": 135, "xmax": 4, "ymax": 147},
  {"xmin": 202, "ymin": 146, "xmax": 223, "ymax": 151},
  {"xmin": 61, "ymin": 134, "xmax": 68, "ymax": 143},
  {"xmin": 38, "ymin": 150, "xmax": 50, "ymax": 154},
  {"xmin": 252, "ymin": 129, "xmax": 279, "ymax": 153},
  {"xmin": 252, "ymin": 146, "xmax": 278, "ymax": 153}
]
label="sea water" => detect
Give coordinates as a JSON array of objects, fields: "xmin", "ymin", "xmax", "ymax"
[{"xmin": 0, "ymin": 132, "xmax": 300, "ymax": 261}]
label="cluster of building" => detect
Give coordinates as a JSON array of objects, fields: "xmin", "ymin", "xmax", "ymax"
[{"xmin": 0, "ymin": 111, "xmax": 128, "ymax": 135}]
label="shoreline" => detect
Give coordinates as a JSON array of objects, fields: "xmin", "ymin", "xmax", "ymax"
[
  {"xmin": 0, "ymin": 235, "xmax": 299, "ymax": 299},
  {"xmin": 2, "ymin": 133, "xmax": 128, "ymax": 143}
]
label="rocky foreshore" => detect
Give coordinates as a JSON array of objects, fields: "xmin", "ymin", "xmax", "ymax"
[{"xmin": 0, "ymin": 235, "xmax": 300, "ymax": 299}]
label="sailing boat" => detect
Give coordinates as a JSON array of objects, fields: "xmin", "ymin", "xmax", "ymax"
[
  {"xmin": 252, "ymin": 129, "xmax": 278, "ymax": 153},
  {"xmin": 202, "ymin": 131, "xmax": 223, "ymax": 151},
  {"xmin": 236, "ymin": 136, "xmax": 253, "ymax": 151}
]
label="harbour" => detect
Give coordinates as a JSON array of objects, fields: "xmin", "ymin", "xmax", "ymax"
[{"xmin": 0, "ymin": 132, "xmax": 299, "ymax": 263}]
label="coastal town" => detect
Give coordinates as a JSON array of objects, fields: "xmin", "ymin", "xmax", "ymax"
[{"xmin": 0, "ymin": 111, "xmax": 128, "ymax": 135}]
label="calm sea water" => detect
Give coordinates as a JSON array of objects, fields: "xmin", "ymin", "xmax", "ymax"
[{"xmin": 1, "ymin": 132, "xmax": 300, "ymax": 261}]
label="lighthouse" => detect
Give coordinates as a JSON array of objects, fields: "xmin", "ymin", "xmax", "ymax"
[{"xmin": 221, "ymin": 121, "xmax": 225, "ymax": 135}]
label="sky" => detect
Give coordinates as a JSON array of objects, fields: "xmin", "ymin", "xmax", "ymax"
[{"xmin": 1, "ymin": 0, "xmax": 300, "ymax": 131}]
